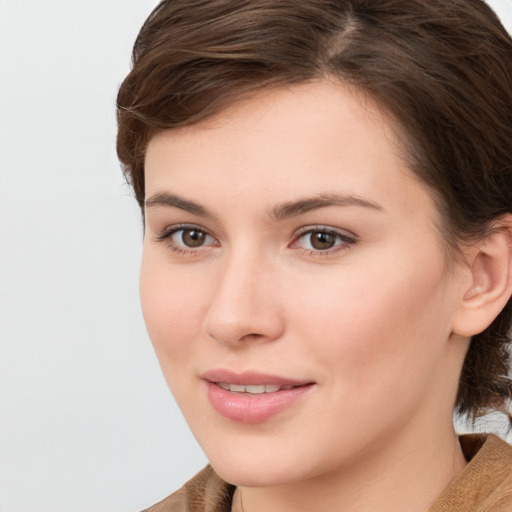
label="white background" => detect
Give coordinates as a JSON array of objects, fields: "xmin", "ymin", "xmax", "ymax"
[{"xmin": 1, "ymin": 1, "xmax": 511, "ymax": 511}]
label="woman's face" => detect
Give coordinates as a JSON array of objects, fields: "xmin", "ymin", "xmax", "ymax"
[{"xmin": 141, "ymin": 81, "xmax": 469, "ymax": 487}]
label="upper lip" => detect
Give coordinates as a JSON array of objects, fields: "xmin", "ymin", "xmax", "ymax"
[{"xmin": 201, "ymin": 369, "xmax": 313, "ymax": 386}]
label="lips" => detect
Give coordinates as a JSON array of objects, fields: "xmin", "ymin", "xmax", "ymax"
[
  {"xmin": 217, "ymin": 383, "xmax": 295, "ymax": 394},
  {"xmin": 202, "ymin": 369, "xmax": 311, "ymax": 387},
  {"xmin": 202, "ymin": 369, "xmax": 315, "ymax": 424}
]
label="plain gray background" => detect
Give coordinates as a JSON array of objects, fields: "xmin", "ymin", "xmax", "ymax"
[{"xmin": 1, "ymin": 1, "xmax": 511, "ymax": 511}]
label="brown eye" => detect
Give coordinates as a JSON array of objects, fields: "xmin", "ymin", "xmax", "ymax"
[
  {"xmin": 294, "ymin": 227, "xmax": 355, "ymax": 253},
  {"xmin": 309, "ymin": 231, "xmax": 337, "ymax": 250},
  {"xmin": 165, "ymin": 227, "xmax": 216, "ymax": 250},
  {"xmin": 181, "ymin": 229, "xmax": 206, "ymax": 247}
]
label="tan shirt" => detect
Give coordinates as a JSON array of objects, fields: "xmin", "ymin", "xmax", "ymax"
[{"xmin": 143, "ymin": 434, "xmax": 512, "ymax": 512}]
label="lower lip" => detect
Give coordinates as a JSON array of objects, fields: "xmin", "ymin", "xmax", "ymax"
[{"xmin": 205, "ymin": 382, "xmax": 313, "ymax": 424}]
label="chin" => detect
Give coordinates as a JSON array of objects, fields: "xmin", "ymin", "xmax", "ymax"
[
  {"xmin": 211, "ymin": 459, "xmax": 302, "ymax": 488},
  {"xmin": 202, "ymin": 438, "xmax": 324, "ymax": 488}
]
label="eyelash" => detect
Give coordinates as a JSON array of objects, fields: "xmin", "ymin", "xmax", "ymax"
[
  {"xmin": 154, "ymin": 224, "xmax": 218, "ymax": 255},
  {"xmin": 154, "ymin": 224, "xmax": 357, "ymax": 257},
  {"xmin": 290, "ymin": 226, "xmax": 357, "ymax": 256}
]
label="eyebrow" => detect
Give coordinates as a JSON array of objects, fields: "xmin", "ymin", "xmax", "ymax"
[
  {"xmin": 270, "ymin": 193, "xmax": 383, "ymax": 221},
  {"xmin": 145, "ymin": 192, "xmax": 212, "ymax": 217},
  {"xmin": 144, "ymin": 191, "xmax": 383, "ymax": 220}
]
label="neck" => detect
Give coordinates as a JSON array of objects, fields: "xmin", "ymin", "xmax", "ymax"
[{"xmin": 232, "ymin": 423, "xmax": 467, "ymax": 512}]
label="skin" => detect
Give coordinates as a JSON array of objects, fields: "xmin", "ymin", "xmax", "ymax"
[{"xmin": 141, "ymin": 80, "xmax": 473, "ymax": 512}]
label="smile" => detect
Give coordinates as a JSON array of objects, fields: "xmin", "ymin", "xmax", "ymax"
[
  {"xmin": 216, "ymin": 383, "xmax": 297, "ymax": 394},
  {"xmin": 202, "ymin": 370, "xmax": 315, "ymax": 424}
]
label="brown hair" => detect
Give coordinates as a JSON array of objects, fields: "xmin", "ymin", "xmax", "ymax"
[{"xmin": 117, "ymin": 0, "xmax": 512, "ymax": 424}]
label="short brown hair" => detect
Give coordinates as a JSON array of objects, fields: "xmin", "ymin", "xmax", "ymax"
[{"xmin": 117, "ymin": 0, "xmax": 512, "ymax": 424}]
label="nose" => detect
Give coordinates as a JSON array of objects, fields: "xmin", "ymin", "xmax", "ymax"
[{"xmin": 203, "ymin": 250, "xmax": 285, "ymax": 347}]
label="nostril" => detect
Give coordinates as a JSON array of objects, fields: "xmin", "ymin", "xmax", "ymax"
[
  {"xmin": 202, "ymin": 262, "xmax": 285, "ymax": 346},
  {"xmin": 204, "ymin": 313, "xmax": 284, "ymax": 347},
  {"xmin": 240, "ymin": 333, "xmax": 265, "ymax": 341}
]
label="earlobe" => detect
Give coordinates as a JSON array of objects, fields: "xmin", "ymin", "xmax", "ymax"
[{"xmin": 453, "ymin": 215, "xmax": 512, "ymax": 337}]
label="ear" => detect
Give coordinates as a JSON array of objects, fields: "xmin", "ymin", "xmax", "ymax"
[{"xmin": 452, "ymin": 215, "xmax": 512, "ymax": 337}]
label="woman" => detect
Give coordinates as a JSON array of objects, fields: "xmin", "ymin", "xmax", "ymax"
[{"xmin": 116, "ymin": 1, "xmax": 512, "ymax": 511}]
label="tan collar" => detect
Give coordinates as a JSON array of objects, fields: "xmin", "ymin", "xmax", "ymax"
[{"xmin": 428, "ymin": 434, "xmax": 512, "ymax": 511}]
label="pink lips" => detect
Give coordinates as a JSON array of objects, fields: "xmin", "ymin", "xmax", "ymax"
[{"xmin": 202, "ymin": 369, "xmax": 314, "ymax": 424}]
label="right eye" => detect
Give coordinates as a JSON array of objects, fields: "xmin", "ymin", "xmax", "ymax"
[
  {"xmin": 171, "ymin": 228, "xmax": 212, "ymax": 248},
  {"xmin": 156, "ymin": 225, "xmax": 218, "ymax": 253}
]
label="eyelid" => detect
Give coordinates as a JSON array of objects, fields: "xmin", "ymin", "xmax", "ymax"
[
  {"xmin": 294, "ymin": 224, "xmax": 356, "ymax": 238},
  {"xmin": 154, "ymin": 223, "xmax": 219, "ymax": 252},
  {"xmin": 154, "ymin": 223, "xmax": 211, "ymax": 239},
  {"xmin": 290, "ymin": 225, "xmax": 357, "ymax": 254}
]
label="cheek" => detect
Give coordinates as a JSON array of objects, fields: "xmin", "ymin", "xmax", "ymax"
[
  {"xmin": 288, "ymin": 252, "xmax": 453, "ymax": 389},
  {"xmin": 139, "ymin": 253, "xmax": 208, "ymax": 362}
]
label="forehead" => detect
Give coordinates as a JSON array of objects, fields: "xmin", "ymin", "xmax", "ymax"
[
  {"xmin": 144, "ymin": 80, "xmax": 432, "ymax": 222},
  {"xmin": 148, "ymin": 80, "xmax": 399, "ymax": 145}
]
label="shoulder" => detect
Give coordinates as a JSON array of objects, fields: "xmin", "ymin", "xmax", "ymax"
[
  {"xmin": 430, "ymin": 434, "xmax": 512, "ymax": 512},
  {"xmin": 142, "ymin": 465, "xmax": 234, "ymax": 512}
]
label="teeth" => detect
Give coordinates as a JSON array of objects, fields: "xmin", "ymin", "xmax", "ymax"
[
  {"xmin": 217, "ymin": 383, "xmax": 294, "ymax": 394},
  {"xmin": 245, "ymin": 385, "xmax": 266, "ymax": 394}
]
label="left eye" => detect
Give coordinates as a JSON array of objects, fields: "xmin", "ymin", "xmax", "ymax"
[
  {"xmin": 294, "ymin": 229, "xmax": 354, "ymax": 251},
  {"xmin": 169, "ymin": 228, "xmax": 216, "ymax": 248}
]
